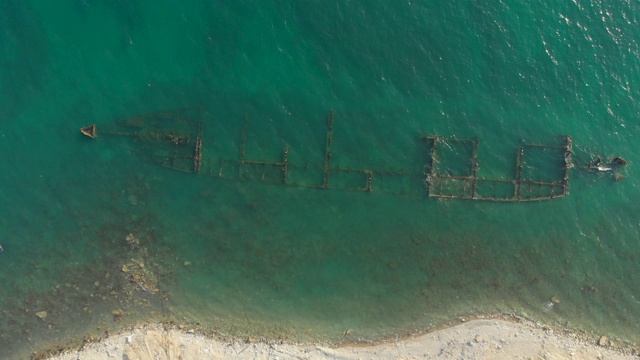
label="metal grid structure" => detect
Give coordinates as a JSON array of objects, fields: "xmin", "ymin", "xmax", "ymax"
[
  {"xmin": 89, "ymin": 110, "xmax": 572, "ymax": 202},
  {"xmin": 208, "ymin": 111, "xmax": 418, "ymax": 194},
  {"xmin": 102, "ymin": 109, "xmax": 204, "ymax": 174},
  {"xmin": 423, "ymin": 135, "xmax": 572, "ymax": 201}
]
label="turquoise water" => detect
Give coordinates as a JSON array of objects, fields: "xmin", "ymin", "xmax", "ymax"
[{"xmin": 2, "ymin": 1, "xmax": 640, "ymax": 358}]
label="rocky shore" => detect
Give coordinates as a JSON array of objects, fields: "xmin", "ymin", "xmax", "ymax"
[{"xmin": 46, "ymin": 318, "xmax": 638, "ymax": 360}]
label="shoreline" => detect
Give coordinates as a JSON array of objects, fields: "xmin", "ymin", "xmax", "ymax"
[{"xmin": 43, "ymin": 315, "xmax": 639, "ymax": 360}]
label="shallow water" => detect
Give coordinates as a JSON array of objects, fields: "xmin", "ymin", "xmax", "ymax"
[{"xmin": 2, "ymin": 1, "xmax": 640, "ymax": 358}]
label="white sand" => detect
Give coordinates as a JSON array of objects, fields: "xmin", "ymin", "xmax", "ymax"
[{"xmin": 48, "ymin": 319, "xmax": 638, "ymax": 360}]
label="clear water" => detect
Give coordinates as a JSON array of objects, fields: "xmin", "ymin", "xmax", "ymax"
[{"xmin": 2, "ymin": 1, "xmax": 640, "ymax": 358}]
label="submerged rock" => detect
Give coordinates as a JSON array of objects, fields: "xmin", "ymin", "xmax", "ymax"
[
  {"xmin": 128, "ymin": 194, "xmax": 138, "ymax": 205},
  {"xmin": 125, "ymin": 233, "xmax": 140, "ymax": 247},
  {"xmin": 112, "ymin": 309, "xmax": 123, "ymax": 319}
]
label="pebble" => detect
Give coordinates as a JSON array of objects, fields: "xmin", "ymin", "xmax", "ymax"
[
  {"xmin": 35, "ymin": 311, "xmax": 48, "ymax": 319},
  {"xmin": 598, "ymin": 335, "xmax": 609, "ymax": 347}
]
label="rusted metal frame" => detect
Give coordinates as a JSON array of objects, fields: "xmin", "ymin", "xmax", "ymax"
[
  {"xmin": 193, "ymin": 121, "xmax": 203, "ymax": 173},
  {"xmin": 563, "ymin": 135, "xmax": 572, "ymax": 196},
  {"xmin": 282, "ymin": 147, "xmax": 289, "ymax": 184}
]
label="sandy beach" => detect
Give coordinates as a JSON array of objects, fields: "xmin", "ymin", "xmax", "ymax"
[{"xmin": 46, "ymin": 318, "xmax": 638, "ymax": 360}]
